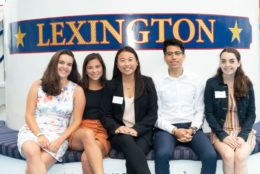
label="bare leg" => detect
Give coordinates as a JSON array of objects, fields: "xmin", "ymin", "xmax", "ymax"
[
  {"xmin": 70, "ymin": 128, "xmax": 106, "ymax": 174},
  {"xmin": 235, "ymin": 141, "xmax": 255, "ymax": 174},
  {"xmin": 81, "ymin": 151, "xmax": 94, "ymax": 174},
  {"xmin": 22, "ymin": 141, "xmax": 47, "ymax": 174},
  {"xmin": 214, "ymin": 141, "xmax": 235, "ymax": 174},
  {"xmin": 40, "ymin": 151, "xmax": 57, "ymax": 170},
  {"xmin": 25, "ymin": 166, "xmax": 29, "ymax": 174},
  {"xmin": 82, "ymin": 129, "xmax": 105, "ymax": 174}
]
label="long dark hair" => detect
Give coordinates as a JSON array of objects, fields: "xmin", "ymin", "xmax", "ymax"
[
  {"xmin": 112, "ymin": 46, "xmax": 144, "ymax": 98},
  {"xmin": 82, "ymin": 53, "xmax": 107, "ymax": 89},
  {"xmin": 217, "ymin": 48, "xmax": 251, "ymax": 97},
  {"xmin": 41, "ymin": 50, "xmax": 81, "ymax": 96}
]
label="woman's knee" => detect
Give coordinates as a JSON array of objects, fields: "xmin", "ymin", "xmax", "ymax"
[
  {"xmin": 82, "ymin": 129, "xmax": 95, "ymax": 143},
  {"xmin": 221, "ymin": 150, "xmax": 235, "ymax": 163},
  {"xmin": 81, "ymin": 151, "xmax": 89, "ymax": 163},
  {"xmin": 235, "ymin": 151, "xmax": 249, "ymax": 163},
  {"xmin": 22, "ymin": 142, "xmax": 41, "ymax": 160}
]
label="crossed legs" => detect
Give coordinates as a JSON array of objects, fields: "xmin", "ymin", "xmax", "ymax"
[
  {"xmin": 70, "ymin": 128, "xmax": 107, "ymax": 174},
  {"xmin": 22, "ymin": 141, "xmax": 56, "ymax": 174}
]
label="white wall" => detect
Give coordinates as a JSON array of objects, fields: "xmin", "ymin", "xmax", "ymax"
[
  {"xmin": 3, "ymin": 0, "xmax": 260, "ymax": 129},
  {"xmin": 0, "ymin": 2, "xmax": 4, "ymax": 84},
  {"xmin": 0, "ymin": 1, "xmax": 5, "ymax": 121}
]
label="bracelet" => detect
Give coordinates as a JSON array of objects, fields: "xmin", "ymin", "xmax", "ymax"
[{"xmin": 36, "ymin": 132, "xmax": 44, "ymax": 137}]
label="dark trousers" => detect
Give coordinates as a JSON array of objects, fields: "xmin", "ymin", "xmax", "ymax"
[
  {"xmin": 154, "ymin": 123, "xmax": 217, "ymax": 174},
  {"xmin": 110, "ymin": 134, "xmax": 151, "ymax": 174}
]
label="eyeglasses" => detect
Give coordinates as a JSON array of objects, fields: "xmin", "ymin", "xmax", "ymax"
[{"xmin": 165, "ymin": 51, "xmax": 183, "ymax": 57}]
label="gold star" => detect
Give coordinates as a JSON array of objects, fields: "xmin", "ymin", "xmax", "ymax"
[
  {"xmin": 228, "ymin": 20, "xmax": 243, "ymax": 42},
  {"xmin": 15, "ymin": 26, "xmax": 26, "ymax": 47}
]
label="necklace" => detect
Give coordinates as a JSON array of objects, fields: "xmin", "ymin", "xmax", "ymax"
[
  {"xmin": 124, "ymin": 83, "xmax": 134, "ymax": 90},
  {"xmin": 123, "ymin": 77, "xmax": 134, "ymax": 91},
  {"xmin": 124, "ymin": 86, "xmax": 132, "ymax": 91}
]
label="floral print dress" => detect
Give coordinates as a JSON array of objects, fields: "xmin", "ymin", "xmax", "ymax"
[{"xmin": 17, "ymin": 81, "xmax": 76, "ymax": 162}]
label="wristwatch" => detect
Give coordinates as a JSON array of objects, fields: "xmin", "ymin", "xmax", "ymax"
[{"xmin": 190, "ymin": 126, "xmax": 198, "ymax": 135}]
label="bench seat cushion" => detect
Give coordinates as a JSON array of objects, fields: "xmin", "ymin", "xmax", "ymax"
[
  {"xmin": 0, "ymin": 124, "xmax": 22, "ymax": 159},
  {"xmin": 1, "ymin": 120, "xmax": 260, "ymax": 162},
  {"xmin": 0, "ymin": 121, "xmax": 82, "ymax": 162},
  {"xmin": 109, "ymin": 146, "xmax": 198, "ymax": 160}
]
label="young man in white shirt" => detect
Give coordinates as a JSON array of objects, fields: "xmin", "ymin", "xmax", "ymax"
[{"xmin": 153, "ymin": 38, "xmax": 217, "ymax": 174}]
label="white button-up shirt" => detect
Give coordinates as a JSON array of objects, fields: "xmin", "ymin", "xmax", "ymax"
[{"xmin": 153, "ymin": 70, "xmax": 205, "ymax": 134}]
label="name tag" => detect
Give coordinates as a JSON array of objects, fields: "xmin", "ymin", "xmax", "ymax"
[
  {"xmin": 214, "ymin": 91, "xmax": 226, "ymax": 98},
  {"xmin": 112, "ymin": 96, "xmax": 124, "ymax": 104}
]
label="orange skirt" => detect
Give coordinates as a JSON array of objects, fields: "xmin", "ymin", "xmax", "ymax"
[{"xmin": 70, "ymin": 119, "xmax": 110, "ymax": 155}]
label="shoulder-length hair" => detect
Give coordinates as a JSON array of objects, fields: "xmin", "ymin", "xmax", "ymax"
[
  {"xmin": 217, "ymin": 48, "xmax": 252, "ymax": 97},
  {"xmin": 41, "ymin": 49, "xmax": 81, "ymax": 96},
  {"xmin": 112, "ymin": 46, "xmax": 144, "ymax": 98},
  {"xmin": 82, "ymin": 53, "xmax": 107, "ymax": 89}
]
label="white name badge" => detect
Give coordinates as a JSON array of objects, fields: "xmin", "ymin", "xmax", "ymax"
[
  {"xmin": 112, "ymin": 96, "xmax": 124, "ymax": 104},
  {"xmin": 214, "ymin": 91, "xmax": 226, "ymax": 98}
]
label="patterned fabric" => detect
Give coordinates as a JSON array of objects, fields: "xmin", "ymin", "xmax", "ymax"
[
  {"xmin": 223, "ymin": 94, "xmax": 240, "ymax": 136},
  {"xmin": 222, "ymin": 94, "xmax": 256, "ymax": 150},
  {"xmin": 17, "ymin": 81, "xmax": 76, "ymax": 162},
  {"xmin": 109, "ymin": 146, "xmax": 199, "ymax": 160},
  {"xmin": 1, "ymin": 120, "xmax": 260, "ymax": 162},
  {"xmin": 0, "ymin": 125, "xmax": 22, "ymax": 159},
  {"xmin": 0, "ymin": 121, "xmax": 4, "ymax": 127},
  {"xmin": 0, "ymin": 121, "xmax": 82, "ymax": 162},
  {"xmin": 253, "ymin": 122, "xmax": 260, "ymax": 154}
]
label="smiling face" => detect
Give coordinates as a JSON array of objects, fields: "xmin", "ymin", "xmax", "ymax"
[
  {"xmin": 164, "ymin": 45, "xmax": 185, "ymax": 71},
  {"xmin": 220, "ymin": 51, "xmax": 240, "ymax": 76},
  {"xmin": 57, "ymin": 54, "xmax": 74, "ymax": 80},
  {"xmin": 116, "ymin": 51, "xmax": 138, "ymax": 77},
  {"xmin": 86, "ymin": 58, "xmax": 103, "ymax": 81}
]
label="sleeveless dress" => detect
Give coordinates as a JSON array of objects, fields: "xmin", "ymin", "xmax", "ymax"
[{"xmin": 17, "ymin": 81, "xmax": 76, "ymax": 162}]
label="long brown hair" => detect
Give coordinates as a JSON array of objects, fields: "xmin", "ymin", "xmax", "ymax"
[
  {"xmin": 82, "ymin": 53, "xmax": 107, "ymax": 89},
  {"xmin": 112, "ymin": 46, "xmax": 144, "ymax": 99},
  {"xmin": 41, "ymin": 50, "xmax": 81, "ymax": 96},
  {"xmin": 217, "ymin": 48, "xmax": 252, "ymax": 97}
]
